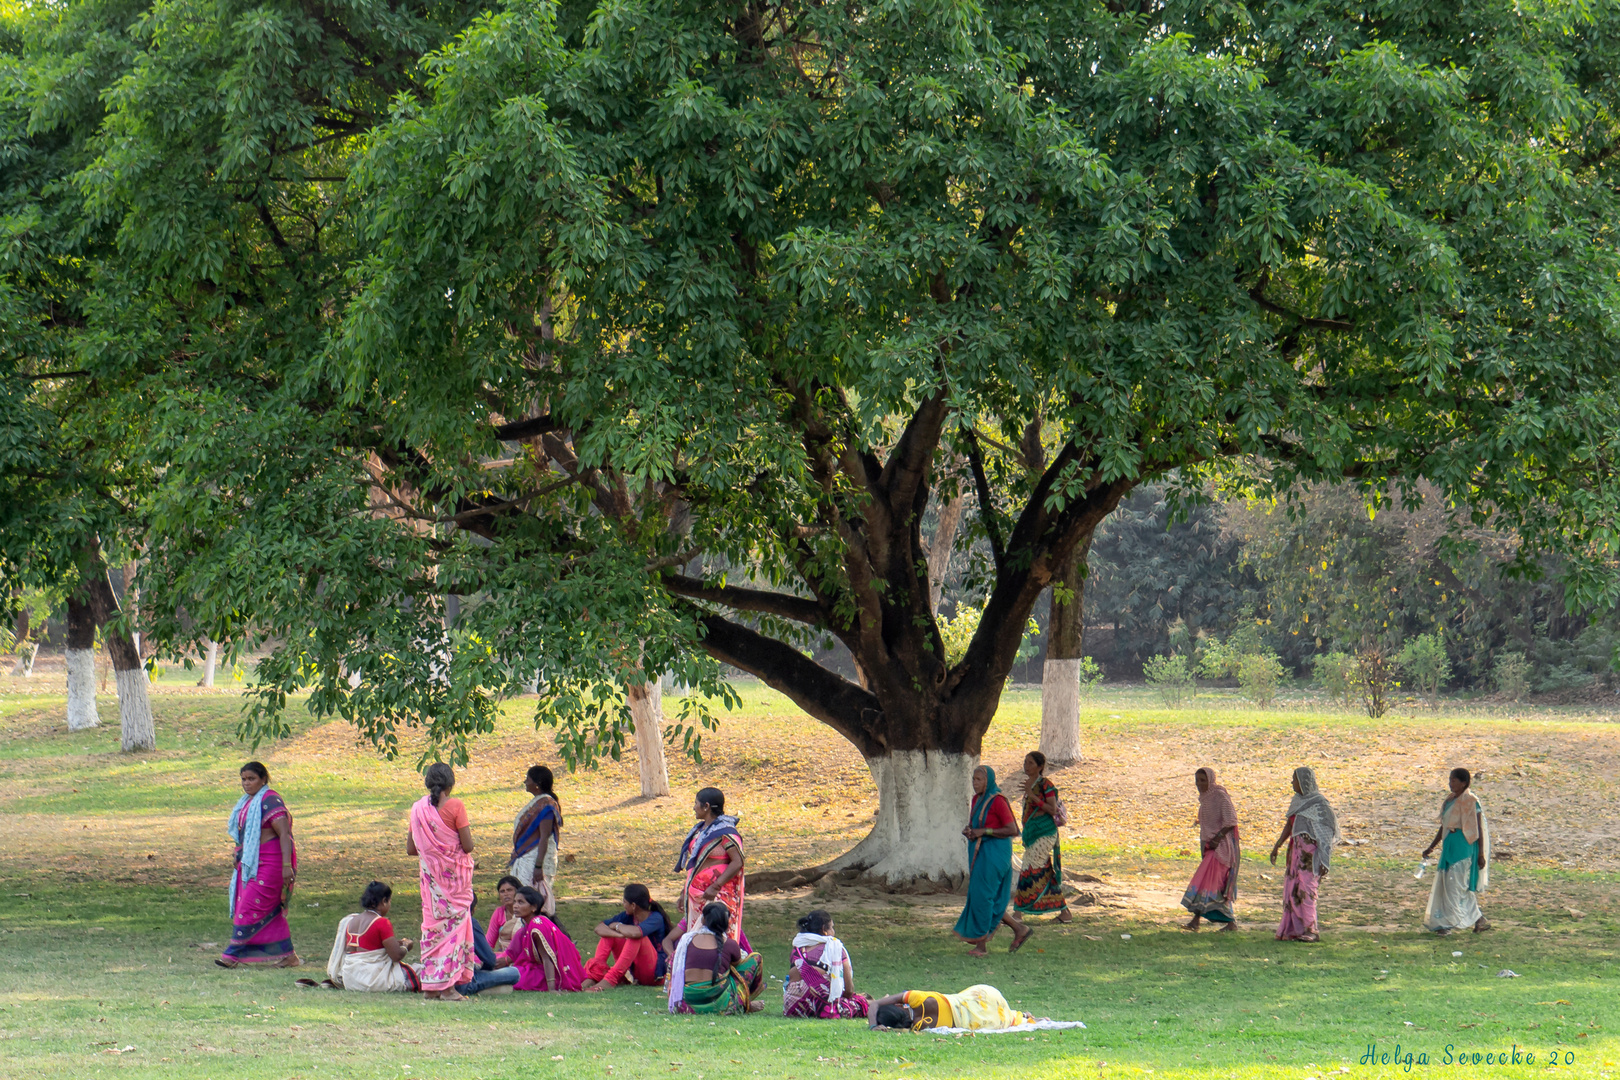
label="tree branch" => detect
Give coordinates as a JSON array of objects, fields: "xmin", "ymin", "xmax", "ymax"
[
  {"xmin": 962, "ymin": 428, "xmax": 1005, "ymax": 571},
  {"xmin": 662, "ymin": 573, "xmax": 827, "ymax": 626}
]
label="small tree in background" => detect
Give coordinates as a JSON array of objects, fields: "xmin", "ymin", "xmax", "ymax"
[
  {"xmin": 1357, "ymin": 646, "xmax": 1399, "ymax": 718},
  {"xmin": 1311, "ymin": 652, "xmax": 1359, "ymax": 710},
  {"xmin": 1493, "ymin": 652, "xmax": 1532, "ymax": 702},
  {"xmin": 1144, "ymin": 654, "xmax": 1195, "ymax": 708},
  {"xmin": 1398, "ymin": 633, "xmax": 1452, "ymax": 707}
]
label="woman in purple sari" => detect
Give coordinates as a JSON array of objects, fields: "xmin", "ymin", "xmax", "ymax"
[
  {"xmin": 219, "ymin": 761, "xmax": 300, "ymax": 967},
  {"xmin": 782, "ymin": 910, "xmax": 869, "ymax": 1019}
]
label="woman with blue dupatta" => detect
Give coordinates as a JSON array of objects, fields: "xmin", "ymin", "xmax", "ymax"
[
  {"xmin": 218, "ymin": 761, "xmax": 300, "ymax": 967},
  {"xmin": 953, "ymin": 765, "xmax": 1021, "ymax": 957},
  {"xmin": 511, "ymin": 765, "xmax": 563, "ymax": 915},
  {"xmin": 1422, "ymin": 767, "xmax": 1491, "ymax": 935}
]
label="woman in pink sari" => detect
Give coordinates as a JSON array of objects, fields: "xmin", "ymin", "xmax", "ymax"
[
  {"xmin": 489, "ymin": 887, "xmax": 585, "ymax": 991},
  {"xmin": 406, "ymin": 764, "xmax": 476, "ymax": 1000},
  {"xmin": 219, "ymin": 762, "xmax": 300, "ymax": 968},
  {"xmin": 1180, "ymin": 766, "xmax": 1241, "ymax": 931},
  {"xmin": 1270, "ymin": 766, "xmax": 1339, "ymax": 942},
  {"xmin": 671, "ymin": 787, "xmax": 746, "ymax": 947}
]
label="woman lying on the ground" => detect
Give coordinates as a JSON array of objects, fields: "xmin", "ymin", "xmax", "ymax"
[
  {"xmin": 667, "ymin": 901, "xmax": 763, "ymax": 1015},
  {"xmin": 782, "ymin": 909, "xmax": 869, "ymax": 1019},
  {"xmin": 869, "ymin": 985, "xmax": 1035, "ymax": 1032},
  {"xmin": 320, "ymin": 881, "xmax": 419, "ymax": 992},
  {"xmin": 484, "ymin": 875, "xmax": 524, "ymax": 956},
  {"xmin": 488, "ymin": 886, "xmax": 584, "ymax": 991},
  {"xmin": 583, "ymin": 883, "xmax": 668, "ymax": 990}
]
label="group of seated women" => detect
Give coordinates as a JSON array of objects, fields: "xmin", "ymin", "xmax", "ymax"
[{"xmin": 312, "ymin": 881, "xmax": 1040, "ymax": 1031}]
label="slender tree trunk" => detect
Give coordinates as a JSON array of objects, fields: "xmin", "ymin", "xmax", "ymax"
[
  {"xmin": 65, "ymin": 596, "xmax": 99, "ymax": 731},
  {"xmin": 627, "ymin": 676, "xmax": 671, "ymax": 797},
  {"xmin": 202, "ymin": 639, "xmax": 219, "ymax": 688},
  {"xmin": 84, "ymin": 548, "xmax": 155, "ymax": 752},
  {"xmin": 11, "ymin": 604, "xmax": 36, "ymax": 676},
  {"xmin": 927, "ymin": 493, "xmax": 966, "ymax": 615},
  {"xmin": 1040, "ymin": 535, "xmax": 1092, "ymax": 765}
]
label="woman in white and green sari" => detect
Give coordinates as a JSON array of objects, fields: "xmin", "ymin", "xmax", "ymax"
[{"xmin": 1422, "ymin": 767, "xmax": 1490, "ymax": 935}]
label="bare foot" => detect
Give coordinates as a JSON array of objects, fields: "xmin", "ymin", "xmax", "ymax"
[
  {"xmin": 1473, "ymin": 918, "xmax": 1492, "ymax": 933},
  {"xmin": 1182, "ymin": 918, "xmax": 1201, "ymax": 932},
  {"xmin": 426, "ymin": 989, "xmax": 467, "ymax": 1002},
  {"xmin": 214, "ymin": 958, "xmax": 241, "ymax": 969},
  {"xmin": 966, "ymin": 945, "xmax": 989, "ymax": 958},
  {"xmin": 584, "ymin": 984, "xmax": 610, "ymax": 993},
  {"xmin": 275, "ymin": 953, "xmax": 302, "ymax": 968},
  {"xmin": 1216, "ymin": 922, "xmax": 1237, "ymax": 933},
  {"xmin": 747, "ymin": 1000, "xmax": 766, "ymax": 1013},
  {"xmin": 1056, "ymin": 910, "xmax": 1073, "ymax": 924}
]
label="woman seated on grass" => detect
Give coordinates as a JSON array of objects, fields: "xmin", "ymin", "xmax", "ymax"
[
  {"xmin": 869, "ymin": 985, "xmax": 1036, "ymax": 1032},
  {"xmin": 319, "ymin": 881, "xmax": 419, "ymax": 992},
  {"xmin": 583, "ymin": 884, "xmax": 669, "ymax": 990},
  {"xmin": 667, "ymin": 901, "xmax": 764, "ymax": 1015},
  {"xmin": 489, "ymin": 886, "xmax": 585, "ymax": 991},
  {"xmin": 782, "ymin": 910, "xmax": 869, "ymax": 1019},
  {"xmin": 483, "ymin": 875, "xmax": 524, "ymax": 958}
]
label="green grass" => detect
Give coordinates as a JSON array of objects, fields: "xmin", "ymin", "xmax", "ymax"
[{"xmin": 1, "ymin": 681, "xmax": 1616, "ymax": 1079}]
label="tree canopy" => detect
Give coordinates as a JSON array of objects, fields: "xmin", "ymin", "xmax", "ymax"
[{"xmin": 6, "ymin": 0, "xmax": 1620, "ymax": 824}]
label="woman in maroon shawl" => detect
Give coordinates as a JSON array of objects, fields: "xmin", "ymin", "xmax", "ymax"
[{"xmin": 1180, "ymin": 766, "xmax": 1240, "ymax": 930}]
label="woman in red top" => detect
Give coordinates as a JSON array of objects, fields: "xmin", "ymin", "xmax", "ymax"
[
  {"xmin": 952, "ymin": 765, "xmax": 1020, "ymax": 957},
  {"xmin": 318, "ymin": 881, "xmax": 419, "ymax": 992}
]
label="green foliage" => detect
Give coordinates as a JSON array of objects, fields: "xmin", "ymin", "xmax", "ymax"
[
  {"xmin": 1143, "ymin": 653, "xmax": 1195, "ymax": 708},
  {"xmin": 938, "ymin": 605, "xmax": 983, "ymax": 669},
  {"xmin": 1493, "ymin": 651, "xmax": 1531, "ymax": 702},
  {"xmin": 1397, "ymin": 632, "xmax": 1452, "ymax": 705},
  {"xmin": 1356, "ymin": 646, "xmax": 1398, "ymax": 719},
  {"xmin": 11, "ymin": 0, "xmax": 1620, "ymax": 776},
  {"xmin": 1076, "ymin": 656, "xmax": 1104, "ymax": 698},
  {"xmin": 1311, "ymin": 652, "xmax": 1359, "ymax": 709},
  {"xmin": 1198, "ymin": 625, "xmax": 1285, "ymax": 707}
]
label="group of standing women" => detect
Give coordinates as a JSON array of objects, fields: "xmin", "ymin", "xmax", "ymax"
[{"xmin": 953, "ymin": 756, "xmax": 1492, "ymax": 946}]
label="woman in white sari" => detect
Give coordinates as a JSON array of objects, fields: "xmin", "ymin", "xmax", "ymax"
[
  {"xmin": 510, "ymin": 766, "xmax": 563, "ymax": 916},
  {"xmin": 322, "ymin": 882, "xmax": 420, "ymax": 992},
  {"xmin": 1422, "ymin": 768, "xmax": 1491, "ymax": 934}
]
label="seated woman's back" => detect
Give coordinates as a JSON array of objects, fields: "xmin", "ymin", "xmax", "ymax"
[{"xmin": 683, "ymin": 931, "xmax": 739, "ymax": 983}]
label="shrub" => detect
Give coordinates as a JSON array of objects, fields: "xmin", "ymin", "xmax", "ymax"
[
  {"xmin": 1536, "ymin": 662, "xmax": 1594, "ymax": 695},
  {"xmin": 1077, "ymin": 656, "xmax": 1104, "ymax": 698},
  {"xmin": 937, "ymin": 604, "xmax": 982, "ymax": 667},
  {"xmin": 1143, "ymin": 653, "xmax": 1195, "ymax": 707},
  {"xmin": 1235, "ymin": 651, "xmax": 1286, "ymax": 707},
  {"xmin": 1493, "ymin": 651, "xmax": 1530, "ymax": 702},
  {"xmin": 1397, "ymin": 633, "xmax": 1452, "ymax": 706},
  {"xmin": 1312, "ymin": 652, "xmax": 1358, "ymax": 708},
  {"xmin": 1356, "ymin": 645, "xmax": 1397, "ymax": 718}
]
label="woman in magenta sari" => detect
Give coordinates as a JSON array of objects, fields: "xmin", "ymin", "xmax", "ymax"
[
  {"xmin": 782, "ymin": 910, "xmax": 870, "ymax": 1019},
  {"xmin": 1270, "ymin": 766, "xmax": 1339, "ymax": 942},
  {"xmin": 406, "ymin": 763, "xmax": 477, "ymax": 1000},
  {"xmin": 218, "ymin": 762, "xmax": 300, "ymax": 968},
  {"xmin": 489, "ymin": 887, "xmax": 585, "ymax": 991},
  {"xmin": 1180, "ymin": 766, "xmax": 1241, "ymax": 931}
]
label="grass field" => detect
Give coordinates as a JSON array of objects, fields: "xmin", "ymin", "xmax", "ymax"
[{"xmin": 1, "ymin": 671, "xmax": 1616, "ymax": 1080}]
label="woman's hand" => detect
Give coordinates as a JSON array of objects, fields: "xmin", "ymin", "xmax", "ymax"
[
  {"xmin": 700, "ymin": 885, "xmax": 718, "ymax": 903},
  {"xmin": 1422, "ymin": 845, "xmax": 1435, "ymax": 858},
  {"xmin": 1269, "ymin": 846, "xmax": 1280, "ymax": 865}
]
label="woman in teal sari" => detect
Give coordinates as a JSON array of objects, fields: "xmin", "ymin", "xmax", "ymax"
[{"xmin": 953, "ymin": 765, "xmax": 1022, "ymax": 957}]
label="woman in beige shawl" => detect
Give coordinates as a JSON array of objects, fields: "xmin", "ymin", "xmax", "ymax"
[
  {"xmin": 1181, "ymin": 767, "xmax": 1240, "ymax": 931},
  {"xmin": 1422, "ymin": 767, "xmax": 1491, "ymax": 934}
]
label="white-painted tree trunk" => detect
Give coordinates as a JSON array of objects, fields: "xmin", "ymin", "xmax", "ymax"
[
  {"xmin": 11, "ymin": 641, "xmax": 38, "ymax": 676},
  {"xmin": 829, "ymin": 751, "xmax": 974, "ymax": 885},
  {"xmin": 116, "ymin": 666, "xmax": 156, "ymax": 752},
  {"xmin": 66, "ymin": 649, "xmax": 99, "ymax": 730},
  {"xmin": 628, "ymin": 679, "xmax": 671, "ymax": 798},
  {"xmin": 202, "ymin": 640, "xmax": 219, "ymax": 687},
  {"xmin": 1040, "ymin": 657, "xmax": 1084, "ymax": 764}
]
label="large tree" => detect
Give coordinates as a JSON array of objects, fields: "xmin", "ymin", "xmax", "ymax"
[{"xmin": 76, "ymin": 0, "xmax": 1620, "ymax": 883}]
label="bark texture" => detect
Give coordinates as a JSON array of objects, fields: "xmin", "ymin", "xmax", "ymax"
[
  {"xmin": 627, "ymin": 678, "xmax": 671, "ymax": 797},
  {"xmin": 82, "ymin": 546, "xmax": 156, "ymax": 752},
  {"xmin": 66, "ymin": 595, "xmax": 99, "ymax": 730}
]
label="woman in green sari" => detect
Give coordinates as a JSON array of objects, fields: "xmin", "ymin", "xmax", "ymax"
[
  {"xmin": 953, "ymin": 765, "xmax": 1023, "ymax": 956},
  {"xmin": 667, "ymin": 902, "xmax": 763, "ymax": 1015}
]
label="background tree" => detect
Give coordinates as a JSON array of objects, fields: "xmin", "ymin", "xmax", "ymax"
[{"xmin": 64, "ymin": 0, "xmax": 1620, "ymax": 883}]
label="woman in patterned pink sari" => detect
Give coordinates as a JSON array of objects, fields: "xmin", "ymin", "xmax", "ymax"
[
  {"xmin": 218, "ymin": 762, "xmax": 300, "ymax": 967},
  {"xmin": 406, "ymin": 764, "xmax": 476, "ymax": 1000},
  {"xmin": 672, "ymin": 787, "xmax": 746, "ymax": 945}
]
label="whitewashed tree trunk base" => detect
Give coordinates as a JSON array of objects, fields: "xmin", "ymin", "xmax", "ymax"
[
  {"xmin": 66, "ymin": 649, "xmax": 99, "ymax": 730},
  {"xmin": 116, "ymin": 667, "xmax": 156, "ymax": 752},
  {"xmin": 1040, "ymin": 658, "xmax": 1084, "ymax": 765},
  {"xmin": 11, "ymin": 642, "xmax": 38, "ymax": 677},
  {"xmin": 827, "ymin": 751, "xmax": 974, "ymax": 887},
  {"xmin": 628, "ymin": 680, "xmax": 671, "ymax": 798},
  {"xmin": 203, "ymin": 640, "xmax": 218, "ymax": 688}
]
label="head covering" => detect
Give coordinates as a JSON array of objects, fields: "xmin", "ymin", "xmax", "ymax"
[
  {"xmin": 968, "ymin": 766, "xmax": 1002, "ymax": 829},
  {"xmin": 1195, "ymin": 767, "xmax": 1238, "ymax": 844},
  {"xmin": 1285, "ymin": 766, "xmax": 1340, "ymax": 872}
]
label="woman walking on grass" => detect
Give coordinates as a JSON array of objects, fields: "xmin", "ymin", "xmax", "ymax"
[
  {"xmin": 1422, "ymin": 767, "xmax": 1491, "ymax": 935},
  {"xmin": 219, "ymin": 761, "xmax": 300, "ymax": 968},
  {"xmin": 406, "ymin": 763, "xmax": 477, "ymax": 1000},
  {"xmin": 1181, "ymin": 766, "xmax": 1241, "ymax": 931},
  {"xmin": 953, "ymin": 765, "xmax": 1025, "ymax": 956},
  {"xmin": 1270, "ymin": 766, "xmax": 1339, "ymax": 942},
  {"xmin": 1012, "ymin": 751, "xmax": 1072, "ymax": 927}
]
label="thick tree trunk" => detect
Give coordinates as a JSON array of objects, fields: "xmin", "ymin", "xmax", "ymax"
[
  {"xmin": 829, "ymin": 751, "xmax": 975, "ymax": 886},
  {"xmin": 66, "ymin": 596, "xmax": 99, "ymax": 731},
  {"xmin": 1040, "ymin": 535, "xmax": 1092, "ymax": 765},
  {"xmin": 83, "ymin": 548, "xmax": 156, "ymax": 752},
  {"xmin": 627, "ymin": 677, "xmax": 671, "ymax": 797},
  {"xmin": 202, "ymin": 639, "xmax": 219, "ymax": 687}
]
